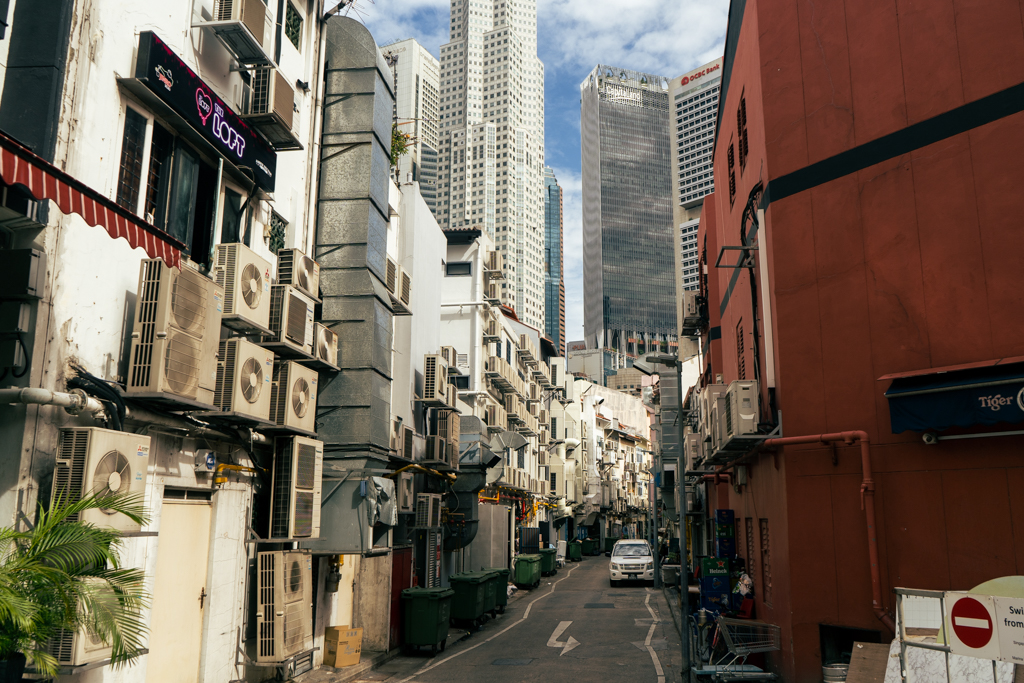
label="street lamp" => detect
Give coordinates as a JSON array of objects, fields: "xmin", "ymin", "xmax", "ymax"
[{"xmin": 646, "ymin": 352, "xmax": 691, "ymax": 678}]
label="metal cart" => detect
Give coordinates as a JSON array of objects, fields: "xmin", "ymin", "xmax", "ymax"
[{"xmin": 696, "ymin": 616, "xmax": 781, "ymax": 682}]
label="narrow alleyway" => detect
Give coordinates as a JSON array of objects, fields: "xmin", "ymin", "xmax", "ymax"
[{"xmin": 362, "ymin": 556, "xmax": 682, "ymax": 683}]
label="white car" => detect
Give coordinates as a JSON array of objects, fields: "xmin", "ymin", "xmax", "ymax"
[{"xmin": 608, "ymin": 539, "xmax": 655, "ymax": 586}]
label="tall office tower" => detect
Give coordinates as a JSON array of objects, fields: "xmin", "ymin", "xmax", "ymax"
[
  {"xmin": 543, "ymin": 166, "xmax": 565, "ymax": 354},
  {"xmin": 383, "ymin": 39, "xmax": 441, "ymax": 216},
  {"xmin": 580, "ymin": 65, "xmax": 674, "ymax": 356},
  {"xmin": 434, "ymin": 0, "xmax": 547, "ymax": 330},
  {"xmin": 670, "ymin": 58, "xmax": 722, "ymax": 297}
]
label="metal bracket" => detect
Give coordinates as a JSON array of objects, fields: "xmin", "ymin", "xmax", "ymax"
[{"xmin": 715, "ymin": 245, "xmax": 758, "ymax": 269}]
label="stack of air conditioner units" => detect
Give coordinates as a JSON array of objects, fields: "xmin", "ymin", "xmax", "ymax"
[
  {"xmin": 214, "ymin": 243, "xmax": 271, "ymax": 335},
  {"xmin": 127, "ymin": 259, "xmax": 224, "ymax": 409},
  {"xmin": 268, "ymin": 360, "xmax": 318, "ymax": 436},
  {"xmin": 209, "ymin": 338, "xmax": 275, "ymax": 424},
  {"xmin": 52, "ymin": 427, "xmax": 151, "ymax": 532},
  {"xmin": 255, "ymin": 550, "xmax": 313, "ymax": 663},
  {"xmin": 423, "ymin": 354, "xmax": 450, "ymax": 407},
  {"xmin": 413, "ymin": 493, "xmax": 442, "ymax": 528},
  {"xmin": 719, "ymin": 380, "xmax": 763, "ymax": 452},
  {"xmin": 263, "ymin": 284, "xmax": 315, "ymax": 359},
  {"xmin": 270, "ymin": 436, "xmax": 323, "ymax": 539}
]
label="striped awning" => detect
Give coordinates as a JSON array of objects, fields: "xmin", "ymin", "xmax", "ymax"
[{"xmin": 0, "ymin": 130, "xmax": 184, "ymax": 267}]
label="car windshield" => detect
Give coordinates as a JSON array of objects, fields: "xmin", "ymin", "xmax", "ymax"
[{"xmin": 612, "ymin": 544, "xmax": 651, "ymax": 557}]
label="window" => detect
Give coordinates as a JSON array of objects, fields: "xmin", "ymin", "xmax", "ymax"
[
  {"xmin": 445, "ymin": 261, "xmax": 472, "ymax": 276},
  {"xmin": 285, "ymin": 2, "xmax": 303, "ymax": 50},
  {"xmin": 116, "ymin": 108, "xmax": 147, "ymax": 211},
  {"xmin": 727, "ymin": 141, "xmax": 736, "ymax": 205},
  {"xmin": 737, "ymin": 94, "xmax": 748, "ymax": 170}
]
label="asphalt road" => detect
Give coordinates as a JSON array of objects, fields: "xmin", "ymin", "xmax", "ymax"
[{"xmin": 366, "ymin": 555, "xmax": 682, "ymax": 683}]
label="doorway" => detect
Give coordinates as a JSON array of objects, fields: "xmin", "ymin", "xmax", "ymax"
[{"xmin": 146, "ymin": 495, "xmax": 212, "ymax": 683}]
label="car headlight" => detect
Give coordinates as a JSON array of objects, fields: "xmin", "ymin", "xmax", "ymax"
[
  {"xmin": 646, "ymin": 562, "xmax": 653, "ymax": 570},
  {"xmin": 610, "ymin": 563, "xmax": 619, "ymax": 570}
]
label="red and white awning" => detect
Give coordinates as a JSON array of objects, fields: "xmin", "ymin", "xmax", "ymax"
[{"xmin": 0, "ymin": 130, "xmax": 184, "ymax": 268}]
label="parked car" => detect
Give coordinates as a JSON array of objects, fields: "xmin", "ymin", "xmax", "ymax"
[{"xmin": 608, "ymin": 539, "xmax": 655, "ymax": 586}]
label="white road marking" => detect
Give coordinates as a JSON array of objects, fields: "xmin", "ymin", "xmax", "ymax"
[
  {"xmin": 546, "ymin": 620, "xmax": 581, "ymax": 656},
  {"xmin": 396, "ymin": 564, "xmax": 580, "ymax": 682},
  {"xmin": 644, "ymin": 591, "xmax": 665, "ymax": 683}
]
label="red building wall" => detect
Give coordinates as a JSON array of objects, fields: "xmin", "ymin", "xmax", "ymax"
[{"xmin": 704, "ymin": 0, "xmax": 1024, "ymax": 680}]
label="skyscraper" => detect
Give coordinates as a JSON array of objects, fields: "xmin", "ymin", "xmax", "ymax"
[
  {"xmin": 670, "ymin": 58, "xmax": 722, "ymax": 297},
  {"xmin": 580, "ymin": 65, "xmax": 674, "ymax": 356},
  {"xmin": 383, "ymin": 39, "xmax": 441, "ymax": 216},
  {"xmin": 433, "ymin": 0, "xmax": 547, "ymax": 330},
  {"xmin": 543, "ymin": 166, "xmax": 565, "ymax": 354}
]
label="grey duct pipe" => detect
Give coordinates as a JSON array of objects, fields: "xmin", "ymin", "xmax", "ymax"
[
  {"xmin": 443, "ymin": 468, "xmax": 489, "ymax": 551},
  {"xmin": 0, "ymin": 387, "xmax": 105, "ymax": 415}
]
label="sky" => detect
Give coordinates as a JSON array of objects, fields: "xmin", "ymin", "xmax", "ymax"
[{"xmin": 348, "ymin": 0, "xmax": 730, "ymax": 343}]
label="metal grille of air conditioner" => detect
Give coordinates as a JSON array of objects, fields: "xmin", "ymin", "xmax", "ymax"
[
  {"xmin": 53, "ymin": 429, "xmax": 89, "ymax": 520},
  {"xmin": 129, "ymin": 259, "xmax": 162, "ymax": 388},
  {"xmin": 426, "ymin": 530, "xmax": 440, "ymax": 588},
  {"xmin": 423, "ymin": 356, "xmax": 442, "ymax": 402},
  {"xmin": 292, "ymin": 443, "xmax": 316, "ymax": 536},
  {"xmin": 414, "ymin": 493, "xmax": 441, "ymax": 528},
  {"xmin": 400, "ymin": 270, "xmax": 411, "ymax": 305},
  {"xmin": 271, "ymin": 439, "xmax": 294, "ymax": 539},
  {"xmin": 250, "ymin": 67, "xmax": 272, "ymax": 115},
  {"xmin": 257, "ymin": 551, "xmax": 277, "ymax": 659},
  {"xmin": 213, "ymin": 340, "xmax": 235, "ymax": 409},
  {"xmin": 285, "ymin": 292, "xmax": 307, "ymax": 345},
  {"xmin": 385, "ymin": 258, "xmax": 398, "ymax": 294},
  {"xmin": 216, "ymin": 241, "xmax": 239, "ymax": 314}
]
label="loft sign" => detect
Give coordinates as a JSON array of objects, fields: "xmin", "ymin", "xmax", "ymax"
[{"xmin": 133, "ymin": 31, "xmax": 276, "ymax": 193}]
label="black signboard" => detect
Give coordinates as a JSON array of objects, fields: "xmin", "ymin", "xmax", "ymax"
[{"xmin": 134, "ymin": 31, "xmax": 276, "ymax": 193}]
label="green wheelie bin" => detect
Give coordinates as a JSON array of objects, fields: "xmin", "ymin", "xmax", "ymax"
[
  {"xmin": 581, "ymin": 538, "xmax": 598, "ymax": 556},
  {"xmin": 401, "ymin": 587, "xmax": 454, "ymax": 656},
  {"xmin": 539, "ymin": 548, "xmax": 557, "ymax": 576},
  {"xmin": 568, "ymin": 540, "xmax": 582, "ymax": 561},
  {"xmin": 484, "ymin": 567, "xmax": 510, "ymax": 613},
  {"xmin": 605, "ymin": 536, "xmax": 620, "ymax": 555},
  {"xmin": 449, "ymin": 572, "xmax": 491, "ymax": 628},
  {"xmin": 513, "ymin": 554, "xmax": 541, "ymax": 588}
]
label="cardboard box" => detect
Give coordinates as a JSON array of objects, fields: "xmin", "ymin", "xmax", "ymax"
[
  {"xmin": 701, "ymin": 557, "xmax": 729, "ymax": 576},
  {"xmin": 324, "ymin": 626, "xmax": 362, "ymax": 668}
]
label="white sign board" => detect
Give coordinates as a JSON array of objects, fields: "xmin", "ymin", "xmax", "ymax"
[
  {"xmin": 994, "ymin": 596, "xmax": 1024, "ymax": 664},
  {"xmin": 945, "ymin": 592, "xmax": 1024, "ymax": 664}
]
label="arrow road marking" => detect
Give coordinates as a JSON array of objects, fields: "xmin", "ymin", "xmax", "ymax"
[{"xmin": 547, "ymin": 620, "xmax": 581, "ymax": 656}]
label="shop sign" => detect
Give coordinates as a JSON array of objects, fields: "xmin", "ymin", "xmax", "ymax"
[{"xmin": 134, "ymin": 31, "xmax": 276, "ymax": 193}]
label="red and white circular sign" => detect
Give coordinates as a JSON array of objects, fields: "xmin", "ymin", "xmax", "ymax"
[{"xmin": 950, "ymin": 596, "xmax": 994, "ymax": 648}]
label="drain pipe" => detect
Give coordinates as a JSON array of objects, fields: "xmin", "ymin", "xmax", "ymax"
[
  {"xmin": 718, "ymin": 431, "xmax": 894, "ymax": 632},
  {"xmin": 0, "ymin": 387, "xmax": 105, "ymax": 416}
]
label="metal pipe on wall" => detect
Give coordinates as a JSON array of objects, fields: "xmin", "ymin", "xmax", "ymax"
[
  {"xmin": 718, "ymin": 431, "xmax": 895, "ymax": 632},
  {"xmin": 0, "ymin": 387, "xmax": 105, "ymax": 415}
]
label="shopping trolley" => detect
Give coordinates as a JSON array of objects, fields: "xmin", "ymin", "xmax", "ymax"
[{"xmin": 695, "ymin": 616, "xmax": 781, "ymax": 681}]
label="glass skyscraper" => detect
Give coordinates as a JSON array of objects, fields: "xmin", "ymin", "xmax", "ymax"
[
  {"xmin": 580, "ymin": 65, "xmax": 675, "ymax": 355},
  {"xmin": 543, "ymin": 166, "xmax": 564, "ymax": 354}
]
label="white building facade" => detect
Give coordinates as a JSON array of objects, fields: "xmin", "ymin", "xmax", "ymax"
[{"xmin": 433, "ymin": 0, "xmax": 547, "ymax": 331}]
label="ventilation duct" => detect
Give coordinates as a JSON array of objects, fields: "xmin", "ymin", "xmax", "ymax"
[{"xmin": 315, "ymin": 17, "xmax": 395, "ymax": 473}]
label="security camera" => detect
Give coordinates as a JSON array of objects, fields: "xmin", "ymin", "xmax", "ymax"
[
  {"xmin": 595, "ymin": 397, "xmax": 605, "ymax": 405},
  {"xmin": 922, "ymin": 431, "xmax": 938, "ymax": 445}
]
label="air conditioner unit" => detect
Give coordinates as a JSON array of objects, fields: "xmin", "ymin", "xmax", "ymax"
[
  {"xmin": 385, "ymin": 257, "xmax": 399, "ymax": 296},
  {"xmin": 538, "ymin": 409, "xmax": 548, "ymax": 426},
  {"xmin": 270, "ymin": 436, "xmax": 323, "ymax": 539},
  {"xmin": 397, "ymin": 472, "xmax": 415, "ymax": 513},
  {"xmin": 440, "ymin": 346, "xmax": 457, "ymax": 365},
  {"xmin": 46, "ymin": 627, "xmax": 111, "ymax": 667},
  {"xmin": 699, "ymin": 383, "xmax": 728, "ymax": 443},
  {"xmin": 484, "ymin": 282, "xmax": 499, "ymax": 303},
  {"xmin": 127, "ymin": 259, "xmax": 223, "ymax": 408},
  {"xmin": 413, "ymin": 493, "xmax": 442, "ymax": 528},
  {"xmin": 276, "ymin": 248, "xmax": 320, "ymax": 302},
  {"xmin": 484, "ymin": 318, "xmax": 500, "ymax": 339},
  {"xmin": 485, "ymin": 250, "xmax": 504, "ymax": 274},
  {"xmin": 398, "ymin": 268, "xmax": 412, "ymax": 310},
  {"xmin": 447, "ymin": 383, "xmax": 459, "ymax": 410},
  {"xmin": 256, "ymin": 550, "xmax": 313, "ymax": 663},
  {"xmin": 720, "ymin": 380, "xmax": 762, "ymax": 450},
  {"xmin": 52, "ymin": 427, "xmax": 151, "ymax": 533},
  {"xmin": 242, "ymin": 69, "xmax": 301, "ymax": 151},
  {"xmin": 197, "ymin": 0, "xmax": 274, "ymax": 67},
  {"xmin": 550, "ymin": 360, "xmax": 563, "ymax": 387},
  {"xmin": 423, "ymin": 354, "xmax": 450, "ymax": 406},
  {"xmin": 485, "ymin": 403, "xmax": 505, "ymax": 432},
  {"xmin": 269, "ymin": 360, "xmax": 318, "ymax": 436},
  {"xmin": 214, "ymin": 243, "xmax": 272, "ymax": 334},
  {"xmin": 311, "ymin": 322, "xmax": 339, "ymax": 370},
  {"xmin": 210, "ymin": 338, "xmax": 275, "ymax": 423},
  {"xmin": 423, "ymin": 435, "xmax": 447, "ymax": 465},
  {"xmin": 401, "ymin": 425, "xmax": 415, "ymax": 460},
  {"xmin": 264, "ymin": 284, "xmax": 315, "ymax": 358},
  {"xmin": 684, "ymin": 432, "xmax": 704, "ymax": 470}
]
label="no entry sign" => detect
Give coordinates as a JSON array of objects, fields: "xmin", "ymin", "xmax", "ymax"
[{"xmin": 946, "ymin": 592, "xmax": 1001, "ymax": 661}]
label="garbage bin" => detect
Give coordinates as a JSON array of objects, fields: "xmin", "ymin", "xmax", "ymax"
[
  {"xmin": 484, "ymin": 567, "xmax": 510, "ymax": 613},
  {"xmin": 605, "ymin": 536, "xmax": 619, "ymax": 555},
  {"xmin": 581, "ymin": 538, "xmax": 598, "ymax": 556},
  {"xmin": 539, "ymin": 548, "xmax": 557, "ymax": 576},
  {"xmin": 449, "ymin": 572, "xmax": 491, "ymax": 627},
  {"xmin": 568, "ymin": 540, "xmax": 582, "ymax": 562},
  {"xmin": 401, "ymin": 587, "xmax": 454, "ymax": 656},
  {"xmin": 513, "ymin": 554, "xmax": 541, "ymax": 588},
  {"xmin": 481, "ymin": 570, "xmax": 498, "ymax": 615}
]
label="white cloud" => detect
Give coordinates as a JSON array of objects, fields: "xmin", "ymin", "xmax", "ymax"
[{"xmin": 349, "ymin": 0, "xmax": 450, "ymax": 56}]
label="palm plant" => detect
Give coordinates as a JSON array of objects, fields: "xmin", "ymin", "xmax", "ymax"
[{"xmin": 0, "ymin": 492, "xmax": 150, "ymax": 678}]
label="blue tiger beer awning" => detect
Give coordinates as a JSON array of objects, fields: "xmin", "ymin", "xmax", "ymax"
[{"xmin": 881, "ymin": 357, "xmax": 1024, "ymax": 433}]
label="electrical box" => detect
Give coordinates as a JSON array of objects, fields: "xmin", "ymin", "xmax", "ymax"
[{"xmin": 0, "ymin": 248, "xmax": 45, "ymax": 299}]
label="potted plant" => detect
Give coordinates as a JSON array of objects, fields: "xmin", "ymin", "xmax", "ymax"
[{"xmin": 0, "ymin": 492, "xmax": 150, "ymax": 680}]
